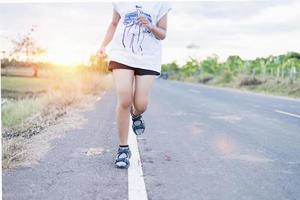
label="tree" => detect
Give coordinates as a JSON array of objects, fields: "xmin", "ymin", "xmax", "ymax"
[
  {"xmin": 223, "ymin": 55, "xmax": 244, "ymax": 74},
  {"xmin": 8, "ymin": 25, "xmax": 47, "ymax": 77},
  {"xmin": 200, "ymin": 55, "xmax": 219, "ymax": 75},
  {"xmin": 161, "ymin": 61, "xmax": 179, "ymax": 73},
  {"xmin": 181, "ymin": 57, "xmax": 201, "ymax": 78}
]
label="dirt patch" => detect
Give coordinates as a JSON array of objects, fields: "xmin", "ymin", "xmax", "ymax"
[
  {"xmin": 239, "ymin": 77, "xmax": 263, "ymax": 86},
  {"xmin": 1, "ymin": 89, "xmax": 47, "ymax": 99},
  {"xmin": 2, "ymin": 94, "xmax": 101, "ymax": 170}
]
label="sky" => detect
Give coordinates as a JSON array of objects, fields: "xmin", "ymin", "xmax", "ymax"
[{"xmin": 1, "ymin": 0, "xmax": 300, "ymax": 65}]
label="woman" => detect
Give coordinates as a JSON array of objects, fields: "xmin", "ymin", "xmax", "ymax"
[{"xmin": 98, "ymin": 2, "xmax": 171, "ymax": 169}]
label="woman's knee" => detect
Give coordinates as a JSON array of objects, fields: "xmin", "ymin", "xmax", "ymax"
[
  {"xmin": 133, "ymin": 99, "xmax": 148, "ymax": 113},
  {"xmin": 118, "ymin": 94, "xmax": 132, "ymax": 109}
]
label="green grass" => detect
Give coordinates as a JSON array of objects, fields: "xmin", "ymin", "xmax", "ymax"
[
  {"xmin": 248, "ymin": 80, "xmax": 300, "ymax": 98},
  {"xmin": 1, "ymin": 97, "xmax": 47, "ymax": 128},
  {"xmin": 1, "ymin": 76, "xmax": 50, "ymax": 127},
  {"xmin": 1, "ymin": 73, "xmax": 114, "ymax": 169},
  {"xmin": 1, "ymin": 73, "xmax": 114, "ymax": 128},
  {"xmin": 172, "ymin": 73, "xmax": 300, "ymax": 99},
  {"xmin": 208, "ymin": 75, "xmax": 300, "ymax": 98},
  {"xmin": 1, "ymin": 76, "xmax": 50, "ymax": 93}
]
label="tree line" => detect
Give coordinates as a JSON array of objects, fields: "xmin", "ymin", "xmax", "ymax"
[{"xmin": 162, "ymin": 52, "xmax": 300, "ymax": 84}]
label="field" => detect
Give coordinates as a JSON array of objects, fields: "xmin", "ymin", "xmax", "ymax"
[
  {"xmin": 2, "ymin": 76, "xmax": 50, "ymax": 99},
  {"xmin": 1, "ymin": 68, "xmax": 114, "ymax": 169}
]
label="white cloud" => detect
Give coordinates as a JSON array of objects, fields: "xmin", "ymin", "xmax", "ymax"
[
  {"xmin": 1, "ymin": 1, "xmax": 299, "ymax": 65},
  {"xmin": 161, "ymin": 1, "xmax": 300, "ymax": 63},
  {"xmin": 245, "ymin": 1, "xmax": 300, "ymax": 24}
]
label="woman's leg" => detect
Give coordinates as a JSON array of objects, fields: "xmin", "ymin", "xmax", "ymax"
[
  {"xmin": 132, "ymin": 75, "xmax": 156, "ymax": 115},
  {"xmin": 113, "ymin": 69, "xmax": 135, "ymax": 145}
]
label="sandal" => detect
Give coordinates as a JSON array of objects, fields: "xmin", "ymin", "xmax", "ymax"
[
  {"xmin": 130, "ymin": 106, "xmax": 146, "ymax": 135},
  {"xmin": 115, "ymin": 147, "xmax": 132, "ymax": 169}
]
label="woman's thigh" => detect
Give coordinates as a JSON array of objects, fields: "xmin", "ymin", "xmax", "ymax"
[
  {"xmin": 133, "ymin": 75, "xmax": 156, "ymax": 106},
  {"xmin": 112, "ymin": 69, "xmax": 135, "ymax": 105}
]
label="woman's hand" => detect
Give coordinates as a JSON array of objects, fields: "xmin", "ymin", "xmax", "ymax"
[
  {"xmin": 137, "ymin": 14, "xmax": 168, "ymax": 40},
  {"xmin": 137, "ymin": 16, "xmax": 154, "ymax": 31},
  {"xmin": 97, "ymin": 46, "xmax": 106, "ymax": 57},
  {"xmin": 98, "ymin": 9, "xmax": 120, "ymax": 57}
]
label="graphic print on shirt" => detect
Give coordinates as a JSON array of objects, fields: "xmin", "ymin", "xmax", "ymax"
[{"xmin": 122, "ymin": 5, "xmax": 152, "ymax": 55}]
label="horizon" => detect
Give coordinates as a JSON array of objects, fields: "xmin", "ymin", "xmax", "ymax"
[{"xmin": 1, "ymin": 1, "xmax": 300, "ymax": 66}]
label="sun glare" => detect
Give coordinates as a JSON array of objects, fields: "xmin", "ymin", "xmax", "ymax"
[
  {"xmin": 43, "ymin": 40, "xmax": 92, "ymax": 67},
  {"xmin": 46, "ymin": 51, "xmax": 87, "ymax": 67}
]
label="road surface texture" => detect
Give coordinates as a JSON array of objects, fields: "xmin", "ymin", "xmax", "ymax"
[{"xmin": 3, "ymin": 79, "xmax": 300, "ymax": 200}]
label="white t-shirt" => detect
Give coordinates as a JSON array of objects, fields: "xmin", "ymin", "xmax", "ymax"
[{"xmin": 107, "ymin": 2, "xmax": 172, "ymax": 75}]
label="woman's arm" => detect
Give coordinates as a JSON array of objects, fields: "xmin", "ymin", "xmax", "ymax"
[
  {"xmin": 137, "ymin": 14, "xmax": 168, "ymax": 40},
  {"xmin": 98, "ymin": 9, "xmax": 120, "ymax": 56}
]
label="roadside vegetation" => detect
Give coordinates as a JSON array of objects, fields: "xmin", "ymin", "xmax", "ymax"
[
  {"xmin": 2, "ymin": 66, "xmax": 113, "ymax": 169},
  {"xmin": 162, "ymin": 52, "xmax": 300, "ymax": 98},
  {"xmin": 1, "ymin": 26, "xmax": 114, "ymax": 169}
]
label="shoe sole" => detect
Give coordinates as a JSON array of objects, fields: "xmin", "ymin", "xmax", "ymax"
[
  {"xmin": 115, "ymin": 151, "xmax": 131, "ymax": 169},
  {"xmin": 115, "ymin": 162, "xmax": 130, "ymax": 169}
]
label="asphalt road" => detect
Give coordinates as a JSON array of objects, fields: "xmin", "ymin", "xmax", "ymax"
[
  {"xmin": 3, "ymin": 92, "xmax": 127, "ymax": 200},
  {"xmin": 3, "ymin": 79, "xmax": 300, "ymax": 200}
]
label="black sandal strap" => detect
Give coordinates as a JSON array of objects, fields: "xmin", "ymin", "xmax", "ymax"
[
  {"xmin": 130, "ymin": 106, "xmax": 141, "ymax": 119},
  {"xmin": 115, "ymin": 149, "xmax": 130, "ymax": 165}
]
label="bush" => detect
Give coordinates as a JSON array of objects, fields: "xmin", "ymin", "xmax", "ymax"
[
  {"xmin": 219, "ymin": 70, "xmax": 233, "ymax": 83},
  {"xmin": 239, "ymin": 77, "xmax": 263, "ymax": 86},
  {"xmin": 197, "ymin": 76, "xmax": 214, "ymax": 83}
]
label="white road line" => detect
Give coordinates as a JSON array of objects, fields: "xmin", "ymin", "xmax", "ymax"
[
  {"xmin": 275, "ymin": 110, "xmax": 300, "ymax": 119},
  {"xmin": 128, "ymin": 117, "xmax": 148, "ymax": 200}
]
